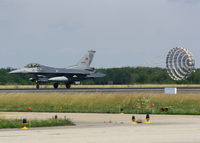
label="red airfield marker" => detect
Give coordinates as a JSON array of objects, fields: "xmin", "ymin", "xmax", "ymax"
[
  {"xmin": 152, "ymin": 104, "xmax": 155, "ymax": 114},
  {"xmin": 28, "ymin": 107, "xmax": 31, "ymax": 111}
]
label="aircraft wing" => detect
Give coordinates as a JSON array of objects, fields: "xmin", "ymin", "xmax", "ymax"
[{"xmin": 39, "ymin": 68, "xmax": 90, "ymax": 75}]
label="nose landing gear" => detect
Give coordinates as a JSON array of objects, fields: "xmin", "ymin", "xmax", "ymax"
[
  {"xmin": 53, "ymin": 83, "xmax": 59, "ymax": 89},
  {"xmin": 36, "ymin": 81, "xmax": 40, "ymax": 89}
]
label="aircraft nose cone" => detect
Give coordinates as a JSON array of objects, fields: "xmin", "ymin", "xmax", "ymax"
[
  {"xmin": 9, "ymin": 69, "xmax": 20, "ymax": 74},
  {"xmin": 9, "ymin": 69, "xmax": 26, "ymax": 74}
]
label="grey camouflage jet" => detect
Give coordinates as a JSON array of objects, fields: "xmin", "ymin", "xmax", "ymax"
[{"xmin": 10, "ymin": 50, "xmax": 105, "ymax": 89}]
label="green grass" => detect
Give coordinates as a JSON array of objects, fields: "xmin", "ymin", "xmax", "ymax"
[
  {"xmin": 0, "ymin": 118, "xmax": 74, "ymax": 128},
  {"xmin": 0, "ymin": 92, "xmax": 200, "ymax": 115}
]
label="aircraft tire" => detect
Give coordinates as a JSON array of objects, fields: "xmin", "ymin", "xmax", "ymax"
[
  {"xmin": 66, "ymin": 83, "xmax": 71, "ymax": 89},
  {"xmin": 36, "ymin": 83, "xmax": 39, "ymax": 89},
  {"xmin": 54, "ymin": 83, "xmax": 59, "ymax": 89}
]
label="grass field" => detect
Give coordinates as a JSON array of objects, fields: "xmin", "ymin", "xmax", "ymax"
[
  {"xmin": 0, "ymin": 92, "xmax": 200, "ymax": 115},
  {"xmin": 1, "ymin": 84, "xmax": 200, "ymax": 89}
]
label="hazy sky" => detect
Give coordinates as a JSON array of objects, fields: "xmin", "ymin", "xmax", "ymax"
[{"xmin": 0, "ymin": 0, "xmax": 200, "ymax": 68}]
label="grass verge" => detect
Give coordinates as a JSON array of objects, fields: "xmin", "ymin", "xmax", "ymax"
[
  {"xmin": 0, "ymin": 92, "xmax": 200, "ymax": 115},
  {"xmin": 0, "ymin": 118, "xmax": 74, "ymax": 128}
]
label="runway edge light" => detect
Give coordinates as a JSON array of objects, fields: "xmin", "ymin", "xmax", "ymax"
[
  {"xmin": 120, "ymin": 108, "xmax": 124, "ymax": 115},
  {"xmin": 21, "ymin": 118, "xmax": 28, "ymax": 130},
  {"xmin": 132, "ymin": 116, "xmax": 136, "ymax": 124},
  {"xmin": 145, "ymin": 114, "xmax": 151, "ymax": 124}
]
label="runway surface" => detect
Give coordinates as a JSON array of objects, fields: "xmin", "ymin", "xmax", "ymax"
[
  {"xmin": 1, "ymin": 87, "xmax": 200, "ymax": 93},
  {"xmin": 1, "ymin": 112, "xmax": 200, "ymax": 143}
]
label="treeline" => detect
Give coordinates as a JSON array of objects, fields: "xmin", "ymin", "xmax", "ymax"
[
  {"xmin": 90, "ymin": 67, "xmax": 200, "ymax": 85},
  {"xmin": 0, "ymin": 67, "xmax": 200, "ymax": 85},
  {"xmin": 0, "ymin": 68, "xmax": 33, "ymax": 85}
]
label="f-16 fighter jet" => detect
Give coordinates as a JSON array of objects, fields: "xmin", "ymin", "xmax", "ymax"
[{"xmin": 10, "ymin": 50, "xmax": 105, "ymax": 89}]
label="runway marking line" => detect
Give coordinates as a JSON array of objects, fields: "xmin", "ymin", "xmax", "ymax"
[{"xmin": 0, "ymin": 114, "xmax": 31, "ymax": 117}]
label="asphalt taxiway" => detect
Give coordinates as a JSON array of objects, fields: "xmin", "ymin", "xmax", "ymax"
[
  {"xmin": 0, "ymin": 87, "xmax": 200, "ymax": 93},
  {"xmin": 1, "ymin": 112, "xmax": 200, "ymax": 143}
]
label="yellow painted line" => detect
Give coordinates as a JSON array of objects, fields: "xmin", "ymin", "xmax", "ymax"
[
  {"xmin": 0, "ymin": 113, "xmax": 58, "ymax": 117},
  {"xmin": 0, "ymin": 114, "xmax": 31, "ymax": 117}
]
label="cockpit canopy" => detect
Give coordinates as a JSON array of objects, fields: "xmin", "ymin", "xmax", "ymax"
[{"xmin": 25, "ymin": 63, "xmax": 40, "ymax": 68}]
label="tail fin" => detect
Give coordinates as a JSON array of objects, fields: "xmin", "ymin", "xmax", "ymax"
[
  {"xmin": 76, "ymin": 50, "xmax": 96, "ymax": 67},
  {"xmin": 68, "ymin": 50, "xmax": 96, "ymax": 70}
]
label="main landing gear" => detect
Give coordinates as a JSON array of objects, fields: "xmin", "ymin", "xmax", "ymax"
[
  {"xmin": 65, "ymin": 83, "xmax": 71, "ymax": 89},
  {"xmin": 53, "ymin": 83, "xmax": 59, "ymax": 89},
  {"xmin": 35, "ymin": 82, "xmax": 71, "ymax": 89},
  {"xmin": 53, "ymin": 83, "xmax": 71, "ymax": 89}
]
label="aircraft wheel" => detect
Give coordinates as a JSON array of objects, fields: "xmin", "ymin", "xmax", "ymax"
[
  {"xmin": 36, "ymin": 83, "xmax": 40, "ymax": 89},
  {"xmin": 54, "ymin": 83, "xmax": 59, "ymax": 89},
  {"xmin": 66, "ymin": 83, "xmax": 71, "ymax": 89}
]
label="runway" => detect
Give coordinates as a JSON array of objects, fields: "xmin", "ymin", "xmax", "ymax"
[
  {"xmin": 0, "ymin": 87, "xmax": 200, "ymax": 93},
  {"xmin": 1, "ymin": 112, "xmax": 200, "ymax": 143}
]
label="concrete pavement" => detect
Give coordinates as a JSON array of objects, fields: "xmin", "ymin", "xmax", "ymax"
[{"xmin": 0, "ymin": 112, "xmax": 200, "ymax": 143}]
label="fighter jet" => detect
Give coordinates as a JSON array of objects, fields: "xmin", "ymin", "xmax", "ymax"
[{"xmin": 10, "ymin": 50, "xmax": 105, "ymax": 89}]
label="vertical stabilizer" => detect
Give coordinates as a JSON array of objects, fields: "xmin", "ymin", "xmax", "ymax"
[
  {"xmin": 68, "ymin": 50, "xmax": 96, "ymax": 70},
  {"xmin": 77, "ymin": 50, "xmax": 96, "ymax": 67}
]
